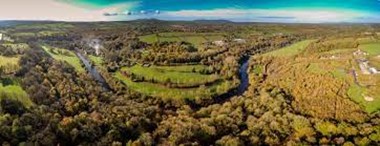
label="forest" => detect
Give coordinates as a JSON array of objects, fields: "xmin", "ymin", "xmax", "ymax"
[{"xmin": 0, "ymin": 20, "xmax": 380, "ymax": 145}]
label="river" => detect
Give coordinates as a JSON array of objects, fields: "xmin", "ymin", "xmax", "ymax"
[
  {"xmin": 75, "ymin": 48, "xmax": 111, "ymax": 91},
  {"xmin": 236, "ymin": 56, "xmax": 250, "ymax": 96},
  {"xmin": 75, "ymin": 47, "xmax": 250, "ymax": 103}
]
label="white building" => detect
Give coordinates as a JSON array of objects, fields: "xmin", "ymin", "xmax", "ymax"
[
  {"xmin": 213, "ymin": 40, "xmax": 225, "ymax": 46},
  {"xmin": 233, "ymin": 38, "xmax": 246, "ymax": 44},
  {"xmin": 0, "ymin": 33, "xmax": 3, "ymax": 41}
]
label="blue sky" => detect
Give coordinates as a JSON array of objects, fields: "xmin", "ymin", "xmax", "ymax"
[{"xmin": 0, "ymin": 0, "xmax": 379, "ymax": 22}]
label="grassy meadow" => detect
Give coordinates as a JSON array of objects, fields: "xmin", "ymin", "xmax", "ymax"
[
  {"xmin": 139, "ymin": 32, "xmax": 224, "ymax": 47},
  {"xmin": 42, "ymin": 46, "xmax": 85, "ymax": 72},
  {"xmin": 89, "ymin": 55, "xmax": 104, "ymax": 66},
  {"xmin": 263, "ymin": 40, "xmax": 315, "ymax": 57},
  {"xmin": 0, "ymin": 81, "xmax": 33, "ymax": 108},
  {"xmin": 115, "ymin": 71, "xmax": 236, "ymax": 100},
  {"xmin": 359, "ymin": 43, "xmax": 380, "ymax": 56},
  {"xmin": 122, "ymin": 65, "xmax": 219, "ymax": 85},
  {"xmin": 0, "ymin": 55, "xmax": 20, "ymax": 73}
]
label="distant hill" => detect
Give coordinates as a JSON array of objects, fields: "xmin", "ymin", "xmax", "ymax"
[
  {"xmin": 193, "ymin": 19, "xmax": 234, "ymax": 24},
  {"xmin": 0, "ymin": 20, "xmax": 56, "ymax": 27}
]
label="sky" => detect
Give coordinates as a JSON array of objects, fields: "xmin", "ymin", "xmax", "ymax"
[{"xmin": 0, "ymin": 0, "xmax": 379, "ymax": 23}]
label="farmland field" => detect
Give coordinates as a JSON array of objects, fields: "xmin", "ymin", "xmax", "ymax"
[
  {"xmin": 359, "ymin": 43, "xmax": 380, "ymax": 56},
  {"xmin": 0, "ymin": 81, "xmax": 32, "ymax": 108},
  {"xmin": 0, "ymin": 55, "xmax": 20, "ymax": 73},
  {"xmin": 115, "ymin": 71, "xmax": 237, "ymax": 100},
  {"xmin": 89, "ymin": 55, "xmax": 103, "ymax": 66},
  {"xmin": 139, "ymin": 32, "xmax": 224, "ymax": 47},
  {"xmin": 263, "ymin": 40, "xmax": 315, "ymax": 57},
  {"xmin": 121, "ymin": 65, "xmax": 219, "ymax": 85},
  {"xmin": 42, "ymin": 46, "xmax": 85, "ymax": 72},
  {"xmin": 0, "ymin": 55, "xmax": 19, "ymax": 67}
]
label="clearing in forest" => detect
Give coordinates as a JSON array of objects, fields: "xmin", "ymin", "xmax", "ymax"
[
  {"xmin": 359, "ymin": 42, "xmax": 380, "ymax": 56},
  {"xmin": 263, "ymin": 40, "xmax": 315, "ymax": 57},
  {"xmin": 42, "ymin": 46, "xmax": 85, "ymax": 72},
  {"xmin": 0, "ymin": 80, "xmax": 33, "ymax": 108},
  {"xmin": 115, "ymin": 71, "xmax": 236, "ymax": 100},
  {"xmin": 139, "ymin": 32, "xmax": 224, "ymax": 47},
  {"xmin": 89, "ymin": 55, "xmax": 103, "ymax": 66},
  {"xmin": 121, "ymin": 65, "xmax": 219, "ymax": 86},
  {"xmin": 0, "ymin": 55, "xmax": 20, "ymax": 73}
]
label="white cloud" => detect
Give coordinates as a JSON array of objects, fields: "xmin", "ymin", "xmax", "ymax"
[
  {"xmin": 0, "ymin": 0, "xmax": 137, "ymax": 21},
  {"xmin": 162, "ymin": 9, "xmax": 377, "ymax": 23}
]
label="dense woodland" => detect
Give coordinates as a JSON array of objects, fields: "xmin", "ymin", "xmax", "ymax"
[{"xmin": 0, "ymin": 21, "xmax": 380, "ymax": 145}]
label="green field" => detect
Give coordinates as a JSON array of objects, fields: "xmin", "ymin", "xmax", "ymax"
[
  {"xmin": 0, "ymin": 55, "xmax": 19, "ymax": 67},
  {"xmin": 347, "ymin": 84, "xmax": 380, "ymax": 114},
  {"xmin": 139, "ymin": 32, "xmax": 224, "ymax": 47},
  {"xmin": 139, "ymin": 34, "xmax": 158, "ymax": 43},
  {"xmin": 152, "ymin": 65, "xmax": 211, "ymax": 73},
  {"xmin": 13, "ymin": 23, "xmax": 74, "ymax": 30},
  {"xmin": 0, "ymin": 82, "xmax": 33, "ymax": 108},
  {"xmin": 89, "ymin": 55, "xmax": 104, "ymax": 66},
  {"xmin": 121, "ymin": 65, "xmax": 219, "ymax": 85},
  {"xmin": 115, "ymin": 71, "xmax": 236, "ymax": 100},
  {"xmin": 322, "ymin": 48, "xmax": 355, "ymax": 55},
  {"xmin": 359, "ymin": 43, "xmax": 380, "ymax": 56},
  {"xmin": 357, "ymin": 37, "xmax": 379, "ymax": 44},
  {"xmin": 263, "ymin": 40, "xmax": 315, "ymax": 57},
  {"xmin": 0, "ymin": 56, "xmax": 20, "ymax": 73},
  {"xmin": 1, "ymin": 43, "xmax": 29, "ymax": 50},
  {"xmin": 42, "ymin": 46, "xmax": 85, "ymax": 72}
]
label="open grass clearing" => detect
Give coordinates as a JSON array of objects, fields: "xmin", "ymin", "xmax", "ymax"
[
  {"xmin": 121, "ymin": 65, "xmax": 219, "ymax": 85},
  {"xmin": 0, "ymin": 55, "xmax": 19, "ymax": 67},
  {"xmin": 139, "ymin": 32, "xmax": 224, "ymax": 47},
  {"xmin": 42, "ymin": 46, "xmax": 85, "ymax": 72},
  {"xmin": 0, "ymin": 55, "xmax": 20, "ymax": 73},
  {"xmin": 0, "ymin": 82, "xmax": 32, "ymax": 108},
  {"xmin": 115, "ymin": 71, "xmax": 236, "ymax": 100},
  {"xmin": 347, "ymin": 83, "xmax": 380, "ymax": 114},
  {"xmin": 321, "ymin": 48, "xmax": 355, "ymax": 55},
  {"xmin": 89, "ymin": 55, "xmax": 104, "ymax": 66},
  {"xmin": 139, "ymin": 34, "xmax": 158, "ymax": 43},
  {"xmin": 263, "ymin": 40, "xmax": 315, "ymax": 57},
  {"xmin": 151, "ymin": 64, "xmax": 211, "ymax": 73},
  {"xmin": 359, "ymin": 43, "xmax": 380, "ymax": 56},
  {"xmin": 357, "ymin": 37, "xmax": 379, "ymax": 44},
  {"xmin": 1, "ymin": 43, "xmax": 29, "ymax": 50}
]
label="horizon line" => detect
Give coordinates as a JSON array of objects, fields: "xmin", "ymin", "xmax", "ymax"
[{"xmin": 1, "ymin": 18, "xmax": 380, "ymax": 24}]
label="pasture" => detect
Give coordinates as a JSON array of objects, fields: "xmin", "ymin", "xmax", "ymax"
[
  {"xmin": 139, "ymin": 32, "xmax": 224, "ymax": 47},
  {"xmin": 115, "ymin": 71, "xmax": 236, "ymax": 100},
  {"xmin": 121, "ymin": 65, "xmax": 219, "ymax": 85},
  {"xmin": 263, "ymin": 40, "xmax": 315, "ymax": 57},
  {"xmin": 42, "ymin": 46, "xmax": 85, "ymax": 72},
  {"xmin": 0, "ymin": 55, "xmax": 20, "ymax": 73},
  {"xmin": 359, "ymin": 43, "xmax": 380, "ymax": 56},
  {"xmin": 0, "ymin": 81, "xmax": 33, "ymax": 108}
]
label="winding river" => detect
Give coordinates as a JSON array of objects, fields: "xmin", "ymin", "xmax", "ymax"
[
  {"xmin": 75, "ymin": 48, "xmax": 111, "ymax": 91},
  {"xmin": 236, "ymin": 57, "xmax": 250, "ymax": 96},
  {"xmin": 75, "ymin": 46, "xmax": 250, "ymax": 103}
]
